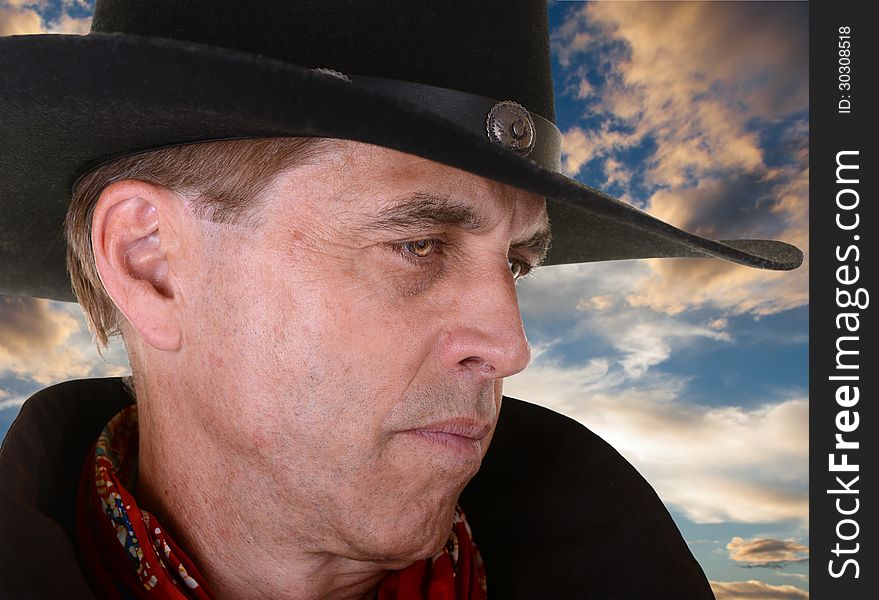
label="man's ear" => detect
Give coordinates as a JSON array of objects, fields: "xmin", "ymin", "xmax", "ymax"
[{"xmin": 91, "ymin": 180, "xmax": 186, "ymax": 351}]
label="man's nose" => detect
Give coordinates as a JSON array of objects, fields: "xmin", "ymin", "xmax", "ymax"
[{"xmin": 436, "ymin": 263, "xmax": 532, "ymax": 380}]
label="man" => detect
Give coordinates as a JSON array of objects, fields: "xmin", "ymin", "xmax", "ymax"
[{"xmin": 0, "ymin": 1, "xmax": 802, "ymax": 598}]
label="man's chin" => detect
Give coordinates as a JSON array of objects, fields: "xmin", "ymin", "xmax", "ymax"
[{"xmin": 349, "ymin": 498, "xmax": 461, "ymax": 568}]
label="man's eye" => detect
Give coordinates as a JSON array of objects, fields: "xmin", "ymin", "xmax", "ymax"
[
  {"xmin": 509, "ymin": 258, "xmax": 532, "ymax": 280},
  {"xmin": 397, "ymin": 240, "xmax": 532, "ymax": 280},
  {"xmin": 403, "ymin": 239, "xmax": 437, "ymax": 258}
]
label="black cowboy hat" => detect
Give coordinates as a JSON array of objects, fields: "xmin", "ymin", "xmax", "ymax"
[{"xmin": 0, "ymin": 0, "xmax": 803, "ymax": 302}]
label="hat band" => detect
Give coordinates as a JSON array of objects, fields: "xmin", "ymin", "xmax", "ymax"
[{"xmin": 346, "ymin": 74, "xmax": 562, "ymax": 173}]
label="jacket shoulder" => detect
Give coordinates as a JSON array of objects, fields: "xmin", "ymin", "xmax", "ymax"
[
  {"xmin": 0, "ymin": 377, "xmax": 132, "ymax": 600},
  {"xmin": 460, "ymin": 397, "xmax": 715, "ymax": 599}
]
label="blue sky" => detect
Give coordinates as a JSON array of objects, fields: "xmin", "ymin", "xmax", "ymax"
[{"xmin": 1, "ymin": 2, "xmax": 809, "ymax": 598}]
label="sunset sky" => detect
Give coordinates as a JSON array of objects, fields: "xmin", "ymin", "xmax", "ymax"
[{"xmin": 1, "ymin": 2, "xmax": 809, "ymax": 598}]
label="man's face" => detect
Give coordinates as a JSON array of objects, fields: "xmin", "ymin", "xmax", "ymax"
[{"xmin": 172, "ymin": 141, "xmax": 548, "ymax": 565}]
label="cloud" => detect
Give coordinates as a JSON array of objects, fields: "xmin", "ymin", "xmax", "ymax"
[
  {"xmin": 578, "ymin": 294, "xmax": 614, "ymax": 312},
  {"xmin": 560, "ymin": 125, "xmax": 641, "ymax": 178},
  {"xmin": 505, "ymin": 343, "xmax": 808, "ymax": 524},
  {"xmin": 599, "ymin": 156, "xmax": 634, "ymax": 189},
  {"xmin": 61, "ymin": 0, "xmax": 93, "ymax": 9},
  {"xmin": 710, "ymin": 579, "xmax": 809, "ymax": 600},
  {"xmin": 47, "ymin": 11, "xmax": 91, "ymax": 34},
  {"xmin": 776, "ymin": 573, "xmax": 809, "ymax": 584},
  {"xmin": 575, "ymin": 78, "xmax": 593, "ymax": 100},
  {"xmin": 518, "ymin": 261, "xmax": 652, "ymax": 322},
  {"xmin": 0, "ymin": 296, "xmax": 127, "ymax": 385},
  {"xmin": 0, "ymin": 393, "xmax": 27, "ymax": 412},
  {"xmin": 0, "ymin": 389, "xmax": 24, "ymax": 413},
  {"xmin": 0, "ymin": 3, "xmax": 44, "ymax": 34},
  {"xmin": 2, "ymin": 0, "xmax": 47, "ymax": 7},
  {"xmin": 612, "ymin": 316, "xmax": 730, "ymax": 378},
  {"xmin": 727, "ymin": 537, "xmax": 809, "ymax": 568},
  {"xmin": 709, "ymin": 318, "xmax": 728, "ymax": 330}
]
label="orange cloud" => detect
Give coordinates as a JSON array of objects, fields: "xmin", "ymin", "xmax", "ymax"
[
  {"xmin": 578, "ymin": 294, "xmax": 614, "ymax": 312},
  {"xmin": 560, "ymin": 125, "xmax": 643, "ymax": 178},
  {"xmin": 0, "ymin": 3, "xmax": 44, "ymax": 35},
  {"xmin": 711, "ymin": 579, "xmax": 808, "ymax": 600},
  {"xmin": 727, "ymin": 537, "xmax": 809, "ymax": 566}
]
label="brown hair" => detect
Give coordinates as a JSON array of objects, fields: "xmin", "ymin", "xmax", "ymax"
[{"xmin": 65, "ymin": 137, "xmax": 336, "ymax": 348}]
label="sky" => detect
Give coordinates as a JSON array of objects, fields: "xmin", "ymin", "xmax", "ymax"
[{"xmin": 1, "ymin": 2, "xmax": 809, "ymax": 598}]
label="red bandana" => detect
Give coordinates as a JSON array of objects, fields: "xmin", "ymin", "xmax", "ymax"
[{"xmin": 75, "ymin": 405, "xmax": 487, "ymax": 599}]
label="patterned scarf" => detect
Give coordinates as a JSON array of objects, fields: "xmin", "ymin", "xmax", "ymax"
[{"xmin": 75, "ymin": 405, "xmax": 487, "ymax": 599}]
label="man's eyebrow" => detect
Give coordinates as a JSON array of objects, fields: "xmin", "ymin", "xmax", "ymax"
[
  {"xmin": 362, "ymin": 192, "xmax": 489, "ymax": 233},
  {"xmin": 513, "ymin": 225, "xmax": 552, "ymax": 266}
]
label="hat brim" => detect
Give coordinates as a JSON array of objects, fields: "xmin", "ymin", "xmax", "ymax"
[{"xmin": 0, "ymin": 33, "xmax": 803, "ymax": 302}]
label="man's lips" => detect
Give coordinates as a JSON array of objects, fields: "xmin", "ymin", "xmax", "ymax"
[
  {"xmin": 401, "ymin": 418, "xmax": 492, "ymax": 458},
  {"xmin": 409, "ymin": 418, "xmax": 492, "ymax": 440}
]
